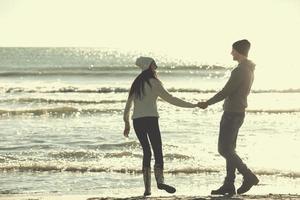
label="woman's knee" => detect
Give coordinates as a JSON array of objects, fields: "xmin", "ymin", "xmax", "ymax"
[
  {"xmin": 218, "ymin": 146, "xmax": 234, "ymax": 158},
  {"xmin": 143, "ymin": 148, "xmax": 152, "ymax": 159},
  {"xmin": 155, "ymin": 160, "xmax": 164, "ymax": 169},
  {"xmin": 143, "ymin": 151, "xmax": 152, "ymax": 167}
]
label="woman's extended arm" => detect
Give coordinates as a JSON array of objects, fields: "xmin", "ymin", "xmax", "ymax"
[{"xmin": 152, "ymin": 79, "xmax": 197, "ymax": 108}]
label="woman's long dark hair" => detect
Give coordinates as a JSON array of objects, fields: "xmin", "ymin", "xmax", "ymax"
[{"xmin": 129, "ymin": 68, "xmax": 158, "ymax": 99}]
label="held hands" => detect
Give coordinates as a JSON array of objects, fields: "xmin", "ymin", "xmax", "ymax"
[
  {"xmin": 123, "ymin": 121, "xmax": 130, "ymax": 137},
  {"xmin": 197, "ymin": 101, "xmax": 208, "ymax": 109},
  {"xmin": 123, "ymin": 101, "xmax": 207, "ymax": 137}
]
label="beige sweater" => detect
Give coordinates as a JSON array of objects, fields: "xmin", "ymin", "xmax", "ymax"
[{"xmin": 123, "ymin": 78, "xmax": 195, "ymax": 122}]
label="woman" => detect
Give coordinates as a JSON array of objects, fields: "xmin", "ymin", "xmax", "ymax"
[{"xmin": 123, "ymin": 57, "xmax": 197, "ymax": 196}]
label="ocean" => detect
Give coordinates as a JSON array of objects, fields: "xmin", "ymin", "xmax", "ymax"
[{"xmin": 0, "ymin": 47, "xmax": 299, "ymax": 197}]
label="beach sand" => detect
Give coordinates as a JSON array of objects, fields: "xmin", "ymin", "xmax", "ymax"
[{"xmin": 1, "ymin": 194, "xmax": 300, "ymax": 200}]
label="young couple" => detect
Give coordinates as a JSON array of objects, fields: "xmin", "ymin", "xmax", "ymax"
[{"xmin": 123, "ymin": 39, "xmax": 259, "ymax": 196}]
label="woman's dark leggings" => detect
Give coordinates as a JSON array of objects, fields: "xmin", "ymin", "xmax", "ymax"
[{"xmin": 133, "ymin": 117, "xmax": 163, "ymax": 169}]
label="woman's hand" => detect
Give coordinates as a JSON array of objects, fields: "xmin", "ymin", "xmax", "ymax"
[
  {"xmin": 198, "ymin": 101, "xmax": 208, "ymax": 109},
  {"xmin": 123, "ymin": 121, "xmax": 130, "ymax": 137}
]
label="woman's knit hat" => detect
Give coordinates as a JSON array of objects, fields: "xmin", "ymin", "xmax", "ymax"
[
  {"xmin": 135, "ymin": 57, "xmax": 156, "ymax": 71},
  {"xmin": 232, "ymin": 39, "xmax": 251, "ymax": 57}
]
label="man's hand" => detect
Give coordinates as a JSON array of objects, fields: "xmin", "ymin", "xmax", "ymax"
[
  {"xmin": 198, "ymin": 101, "xmax": 208, "ymax": 109},
  {"xmin": 123, "ymin": 121, "xmax": 130, "ymax": 137}
]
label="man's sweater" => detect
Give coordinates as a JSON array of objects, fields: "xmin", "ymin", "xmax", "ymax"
[{"xmin": 207, "ymin": 59, "xmax": 255, "ymax": 112}]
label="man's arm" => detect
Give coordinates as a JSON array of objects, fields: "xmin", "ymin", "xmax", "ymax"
[{"xmin": 206, "ymin": 68, "xmax": 243, "ymax": 106}]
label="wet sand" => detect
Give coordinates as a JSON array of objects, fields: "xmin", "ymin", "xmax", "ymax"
[{"xmin": 1, "ymin": 194, "xmax": 300, "ymax": 200}]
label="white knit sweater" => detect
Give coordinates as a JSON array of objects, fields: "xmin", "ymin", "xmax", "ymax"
[{"xmin": 123, "ymin": 78, "xmax": 196, "ymax": 122}]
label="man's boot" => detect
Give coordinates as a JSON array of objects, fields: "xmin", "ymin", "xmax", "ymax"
[
  {"xmin": 143, "ymin": 167, "xmax": 151, "ymax": 196},
  {"xmin": 211, "ymin": 182, "xmax": 236, "ymax": 196},
  {"xmin": 211, "ymin": 177, "xmax": 236, "ymax": 196},
  {"xmin": 237, "ymin": 173, "xmax": 259, "ymax": 194},
  {"xmin": 154, "ymin": 165, "xmax": 176, "ymax": 194}
]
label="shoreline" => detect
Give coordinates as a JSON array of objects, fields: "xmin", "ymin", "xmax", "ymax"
[{"xmin": 0, "ymin": 194, "xmax": 300, "ymax": 200}]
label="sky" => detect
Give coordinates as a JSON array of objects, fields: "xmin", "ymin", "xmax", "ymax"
[{"xmin": 0, "ymin": 0, "xmax": 300, "ymax": 73}]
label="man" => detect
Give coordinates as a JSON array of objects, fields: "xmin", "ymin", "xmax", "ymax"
[{"xmin": 199, "ymin": 39, "xmax": 259, "ymax": 195}]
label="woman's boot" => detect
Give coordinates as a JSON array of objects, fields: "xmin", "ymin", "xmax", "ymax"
[
  {"xmin": 154, "ymin": 165, "xmax": 176, "ymax": 194},
  {"xmin": 143, "ymin": 167, "xmax": 151, "ymax": 196}
]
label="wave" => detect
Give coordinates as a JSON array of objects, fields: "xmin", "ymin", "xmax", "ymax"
[
  {"xmin": 2, "ymin": 87, "xmax": 300, "ymax": 94},
  {"xmin": 4, "ymin": 151, "xmax": 187, "ymax": 162},
  {"xmin": 107, "ymin": 141, "xmax": 141, "ymax": 148},
  {"xmin": 0, "ymin": 66, "xmax": 227, "ymax": 77},
  {"xmin": 90, "ymin": 141, "xmax": 177, "ymax": 150},
  {"xmin": 1, "ymin": 164, "xmax": 299, "ymax": 178},
  {"xmin": 164, "ymin": 153, "xmax": 191, "ymax": 160},
  {"xmin": 0, "ymin": 47, "xmax": 228, "ymax": 71},
  {"xmin": 0, "ymin": 144, "xmax": 53, "ymax": 151},
  {"xmin": 3, "ymin": 87, "xmax": 129, "ymax": 94},
  {"xmin": 0, "ymin": 70, "xmax": 134, "ymax": 77},
  {"xmin": 1, "ymin": 107, "xmax": 299, "ymax": 118},
  {"xmin": 90, "ymin": 141, "xmax": 141, "ymax": 150},
  {"xmin": 50, "ymin": 151, "xmax": 137, "ymax": 159},
  {"xmin": 0, "ymin": 164, "xmax": 219, "ymax": 174},
  {"xmin": 0, "ymin": 107, "xmax": 122, "ymax": 117},
  {"xmin": 0, "ymin": 98, "xmax": 125, "ymax": 105},
  {"xmin": 254, "ymin": 169, "xmax": 300, "ymax": 178},
  {"xmin": 49, "ymin": 151, "xmax": 100, "ymax": 159},
  {"xmin": 104, "ymin": 152, "xmax": 142, "ymax": 159},
  {"xmin": 252, "ymin": 89, "xmax": 300, "ymax": 93},
  {"xmin": 2, "ymin": 146, "xmax": 183, "ymax": 161},
  {"xmin": 49, "ymin": 150, "xmax": 143, "ymax": 159},
  {"xmin": 247, "ymin": 109, "xmax": 300, "ymax": 114}
]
